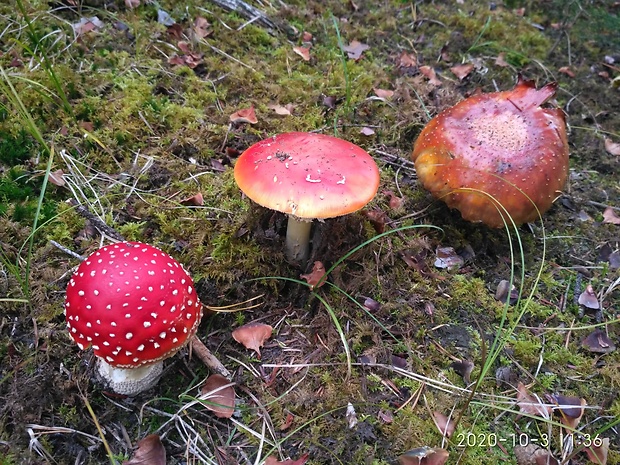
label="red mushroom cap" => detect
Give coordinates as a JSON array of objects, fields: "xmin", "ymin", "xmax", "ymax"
[
  {"xmin": 412, "ymin": 77, "xmax": 569, "ymax": 227},
  {"xmin": 233, "ymin": 132, "xmax": 380, "ymax": 219},
  {"xmin": 65, "ymin": 242, "xmax": 202, "ymax": 368}
]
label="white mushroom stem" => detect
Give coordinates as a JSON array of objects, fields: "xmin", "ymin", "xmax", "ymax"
[
  {"xmin": 285, "ymin": 215, "xmax": 313, "ymax": 264},
  {"xmin": 97, "ymin": 359, "xmax": 163, "ymax": 396}
]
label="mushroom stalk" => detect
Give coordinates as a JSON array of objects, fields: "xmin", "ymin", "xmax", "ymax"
[
  {"xmin": 97, "ymin": 359, "xmax": 163, "ymax": 396},
  {"xmin": 285, "ymin": 216, "xmax": 312, "ymax": 264}
]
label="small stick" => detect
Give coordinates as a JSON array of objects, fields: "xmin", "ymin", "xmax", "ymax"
[
  {"xmin": 69, "ymin": 200, "xmax": 125, "ymax": 241},
  {"xmin": 190, "ymin": 336, "xmax": 232, "ymax": 379}
]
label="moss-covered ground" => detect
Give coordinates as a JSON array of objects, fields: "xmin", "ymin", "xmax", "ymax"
[{"xmin": 1, "ymin": 0, "xmax": 619, "ymax": 464}]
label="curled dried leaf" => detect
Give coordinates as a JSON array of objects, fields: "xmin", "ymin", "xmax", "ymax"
[
  {"xmin": 432, "ymin": 411, "xmax": 454, "ymax": 438},
  {"xmin": 293, "ymin": 45, "xmax": 311, "ymax": 61},
  {"xmin": 300, "ymin": 261, "xmax": 326, "ymax": 290},
  {"xmin": 123, "ymin": 435, "xmax": 166, "ymax": 465},
  {"xmin": 399, "ymin": 447, "xmax": 449, "ymax": 465},
  {"xmin": 578, "ymin": 284, "xmax": 600, "ymax": 309},
  {"xmin": 419, "ymin": 66, "xmax": 441, "ymax": 86},
  {"xmin": 229, "ymin": 106, "xmax": 258, "ymax": 124},
  {"xmin": 434, "ymin": 246, "xmax": 464, "ymax": 270},
  {"xmin": 450, "ymin": 359, "xmax": 474, "ymax": 385},
  {"xmin": 602, "ymin": 207, "xmax": 620, "ymax": 225},
  {"xmin": 582, "ymin": 329, "xmax": 616, "ymax": 353},
  {"xmin": 232, "ymin": 322, "xmax": 273, "ymax": 358},
  {"xmin": 604, "ymin": 138, "xmax": 620, "ymax": 156},
  {"xmin": 200, "ymin": 374, "xmax": 235, "ymax": 419},
  {"xmin": 180, "ymin": 192, "xmax": 204, "ymax": 206},
  {"xmin": 516, "ymin": 382, "xmax": 551, "ymax": 419},
  {"xmin": 450, "ymin": 63, "xmax": 474, "ymax": 80},
  {"xmin": 584, "ymin": 437, "xmax": 609, "ymax": 465},
  {"xmin": 342, "ymin": 40, "xmax": 370, "ymax": 60},
  {"xmin": 547, "ymin": 393, "xmax": 586, "ymax": 429}
]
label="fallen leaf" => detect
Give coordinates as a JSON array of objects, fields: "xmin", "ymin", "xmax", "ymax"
[
  {"xmin": 360, "ymin": 296, "xmax": 381, "ymax": 312},
  {"xmin": 125, "ymin": 0, "xmax": 140, "ymax": 8},
  {"xmin": 582, "ymin": 329, "xmax": 616, "ymax": 353},
  {"xmin": 193, "ymin": 17, "xmax": 211, "ymax": 39},
  {"xmin": 383, "ymin": 190, "xmax": 404, "ymax": 209},
  {"xmin": 293, "ymin": 45, "xmax": 311, "ymax": 61},
  {"xmin": 279, "ymin": 412, "xmax": 294, "ymax": 430},
  {"xmin": 604, "ymin": 138, "xmax": 620, "ymax": 155},
  {"xmin": 342, "ymin": 40, "xmax": 370, "ymax": 60},
  {"xmin": 157, "ymin": 8, "xmax": 175, "ymax": 26},
  {"xmin": 302, "ymin": 31, "xmax": 313, "ymax": 42},
  {"xmin": 398, "ymin": 51, "xmax": 417, "ymax": 68},
  {"xmin": 450, "ymin": 63, "xmax": 474, "ymax": 80},
  {"xmin": 265, "ymin": 454, "xmax": 309, "ymax": 465},
  {"xmin": 608, "ymin": 251, "xmax": 620, "ymax": 269},
  {"xmin": 399, "ymin": 447, "xmax": 449, "ymax": 465},
  {"xmin": 514, "ymin": 444, "xmax": 559, "ymax": 465},
  {"xmin": 434, "ymin": 246, "xmax": 464, "ymax": 270},
  {"xmin": 495, "ymin": 279, "xmax": 519, "ymax": 304},
  {"xmin": 419, "ymin": 66, "xmax": 441, "ymax": 86},
  {"xmin": 450, "ymin": 359, "xmax": 474, "ymax": 385},
  {"xmin": 584, "ymin": 437, "xmax": 609, "ymax": 465},
  {"xmin": 200, "ymin": 374, "xmax": 235, "ymax": 418},
  {"xmin": 300, "ymin": 261, "xmax": 326, "ymax": 289},
  {"xmin": 123, "ymin": 435, "xmax": 166, "ymax": 465},
  {"xmin": 48, "ymin": 169, "xmax": 65, "ymax": 187},
  {"xmin": 432, "ymin": 411, "xmax": 454, "ymax": 438},
  {"xmin": 495, "ymin": 52, "xmax": 509, "ymax": 67},
  {"xmin": 360, "ymin": 127, "xmax": 375, "ymax": 136},
  {"xmin": 362, "ymin": 208, "xmax": 390, "ymax": 233},
  {"xmin": 373, "ymin": 88, "xmax": 394, "ymax": 99},
  {"xmin": 547, "ymin": 393, "xmax": 586, "ymax": 429},
  {"xmin": 378, "ymin": 409, "xmax": 394, "ymax": 423},
  {"xmin": 516, "ymin": 382, "xmax": 551, "ymax": 419},
  {"xmin": 602, "ymin": 207, "xmax": 620, "ymax": 224},
  {"xmin": 268, "ymin": 103, "xmax": 294, "ymax": 116},
  {"xmin": 232, "ymin": 322, "xmax": 273, "ymax": 358},
  {"xmin": 229, "ymin": 106, "xmax": 258, "ymax": 124},
  {"xmin": 180, "ymin": 192, "xmax": 204, "ymax": 206},
  {"xmin": 322, "ymin": 95, "xmax": 338, "ymax": 109},
  {"xmin": 72, "ymin": 16, "xmax": 104, "ymax": 36},
  {"xmin": 558, "ymin": 66, "xmax": 576, "ymax": 78},
  {"xmin": 578, "ymin": 284, "xmax": 599, "ymax": 309}
]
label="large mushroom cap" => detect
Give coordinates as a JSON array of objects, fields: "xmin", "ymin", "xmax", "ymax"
[
  {"xmin": 412, "ymin": 77, "xmax": 569, "ymax": 228},
  {"xmin": 234, "ymin": 132, "xmax": 380, "ymax": 220},
  {"xmin": 65, "ymin": 242, "xmax": 202, "ymax": 368}
]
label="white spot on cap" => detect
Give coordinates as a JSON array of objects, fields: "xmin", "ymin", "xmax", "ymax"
[
  {"xmin": 126, "ymin": 333, "xmax": 133, "ymax": 339},
  {"xmin": 137, "ymin": 344, "xmax": 144, "ymax": 351},
  {"xmin": 144, "ymin": 321, "xmax": 151, "ymax": 328}
]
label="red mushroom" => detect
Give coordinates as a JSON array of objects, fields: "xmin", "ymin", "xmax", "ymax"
[
  {"xmin": 412, "ymin": 77, "xmax": 569, "ymax": 228},
  {"xmin": 65, "ymin": 242, "xmax": 203, "ymax": 395},
  {"xmin": 234, "ymin": 132, "xmax": 380, "ymax": 264}
]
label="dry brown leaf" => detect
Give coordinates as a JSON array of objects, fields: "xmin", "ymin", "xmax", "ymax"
[
  {"xmin": 72, "ymin": 16, "xmax": 104, "ymax": 36},
  {"xmin": 582, "ymin": 329, "xmax": 616, "ymax": 353},
  {"xmin": 125, "ymin": 0, "xmax": 140, "ymax": 8},
  {"xmin": 548, "ymin": 393, "xmax": 586, "ymax": 429},
  {"xmin": 180, "ymin": 192, "xmax": 204, "ymax": 206},
  {"xmin": 602, "ymin": 207, "xmax": 620, "ymax": 225},
  {"xmin": 48, "ymin": 169, "xmax": 65, "ymax": 187},
  {"xmin": 301, "ymin": 31, "xmax": 313, "ymax": 42},
  {"xmin": 450, "ymin": 359, "xmax": 474, "ymax": 384},
  {"xmin": 300, "ymin": 261, "xmax": 326, "ymax": 290},
  {"xmin": 584, "ymin": 437, "xmax": 609, "ymax": 465},
  {"xmin": 604, "ymin": 138, "xmax": 620, "ymax": 155},
  {"xmin": 265, "ymin": 454, "xmax": 309, "ymax": 465},
  {"xmin": 200, "ymin": 374, "xmax": 235, "ymax": 418},
  {"xmin": 383, "ymin": 190, "xmax": 404, "ymax": 209},
  {"xmin": 360, "ymin": 127, "xmax": 375, "ymax": 136},
  {"xmin": 514, "ymin": 444, "xmax": 559, "ymax": 465},
  {"xmin": 578, "ymin": 284, "xmax": 600, "ymax": 309},
  {"xmin": 362, "ymin": 208, "xmax": 390, "ymax": 234},
  {"xmin": 268, "ymin": 103, "xmax": 294, "ymax": 116},
  {"xmin": 193, "ymin": 17, "xmax": 211, "ymax": 39},
  {"xmin": 232, "ymin": 322, "xmax": 273, "ymax": 358},
  {"xmin": 450, "ymin": 63, "xmax": 474, "ymax": 80},
  {"xmin": 293, "ymin": 45, "xmax": 311, "ymax": 61},
  {"xmin": 434, "ymin": 246, "xmax": 464, "ymax": 270},
  {"xmin": 516, "ymin": 382, "xmax": 552, "ymax": 419},
  {"xmin": 123, "ymin": 435, "xmax": 166, "ymax": 465},
  {"xmin": 419, "ymin": 66, "xmax": 441, "ymax": 86},
  {"xmin": 229, "ymin": 106, "xmax": 258, "ymax": 124},
  {"xmin": 398, "ymin": 51, "xmax": 417, "ymax": 68},
  {"xmin": 495, "ymin": 52, "xmax": 509, "ymax": 67},
  {"xmin": 373, "ymin": 88, "xmax": 394, "ymax": 99},
  {"xmin": 399, "ymin": 447, "xmax": 449, "ymax": 465},
  {"xmin": 342, "ymin": 40, "xmax": 370, "ymax": 60},
  {"xmin": 558, "ymin": 66, "xmax": 576, "ymax": 78},
  {"xmin": 432, "ymin": 411, "xmax": 454, "ymax": 438}
]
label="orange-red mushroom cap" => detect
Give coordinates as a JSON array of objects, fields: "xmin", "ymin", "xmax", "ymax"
[
  {"xmin": 234, "ymin": 132, "xmax": 380, "ymax": 219},
  {"xmin": 412, "ymin": 77, "xmax": 569, "ymax": 228}
]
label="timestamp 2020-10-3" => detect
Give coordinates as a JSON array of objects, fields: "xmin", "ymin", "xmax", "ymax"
[{"xmin": 455, "ymin": 432, "xmax": 604, "ymax": 449}]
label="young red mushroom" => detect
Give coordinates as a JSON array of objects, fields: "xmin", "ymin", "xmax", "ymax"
[
  {"xmin": 65, "ymin": 242, "xmax": 203, "ymax": 395},
  {"xmin": 234, "ymin": 132, "xmax": 380, "ymax": 264},
  {"xmin": 412, "ymin": 76, "xmax": 569, "ymax": 228}
]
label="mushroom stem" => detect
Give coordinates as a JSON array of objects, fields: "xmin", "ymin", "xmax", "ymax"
[
  {"xmin": 97, "ymin": 359, "xmax": 163, "ymax": 396},
  {"xmin": 285, "ymin": 215, "xmax": 312, "ymax": 264}
]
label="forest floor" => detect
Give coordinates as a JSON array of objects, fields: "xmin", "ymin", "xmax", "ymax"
[{"xmin": 0, "ymin": 0, "xmax": 619, "ymax": 464}]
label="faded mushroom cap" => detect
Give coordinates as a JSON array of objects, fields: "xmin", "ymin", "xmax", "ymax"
[
  {"xmin": 412, "ymin": 77, "xmax": 569, "ymax": 228},
  {"xmin": 233, "ymin": 132, "xmax": 380, "ymax": 219},
  {"xmin": 65, "ymin": 242, "xmax": 203, "ymax": 368}
]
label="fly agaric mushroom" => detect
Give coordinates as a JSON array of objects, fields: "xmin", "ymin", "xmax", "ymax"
[
  {"xmin": 234, "ymin": 132, "xmax": 380, "ymax": 264},
  {"xmin": 65, "ymin": 242, "xmax": 203, "ymax": 395},
  {"xmin": 412, "ymin": 76, "xmax": 569, "ymax": 228}
]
